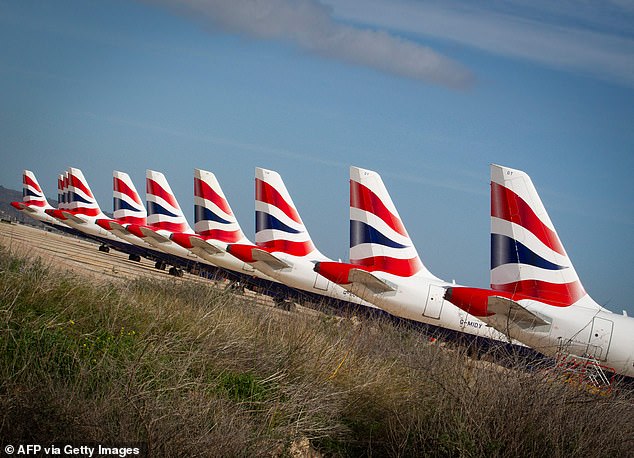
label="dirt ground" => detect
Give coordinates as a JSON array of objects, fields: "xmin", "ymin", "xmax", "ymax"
[
  {"xmin": 0, "ymin": 222, "xmax": 314, "ymax": 312},
  {"xmin": 0, "ymin": 222, "xmax": 210, "ymax": 283}
]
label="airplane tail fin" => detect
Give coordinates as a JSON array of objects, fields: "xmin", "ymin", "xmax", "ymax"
[
  {"xmin": 255, "ymin": 167, "xmax": 321, "ymax": 258},
  {"xmin": 66, "ymin": 167, "xmax": 105, "ymax": 218},
  {"xmin": 194, "ymin": 169, "xmax": 246, "ymax": 243},
  {"xmin": 490, "ymin": 164, "xmax": 592, "ymax": 307},
  {"xmin": 21, "ymin": 170, "xmax": 52, "ymax": 209},
  {"xmin": 349, "ymin": 166, "xmax": 436, "ymax": 278},
  {"xmin": 57, "ymin": 174, "xmax": 66, "ymax": 209},
  {"xmin": 113, "ymin": 171, "xmax": 146, "ymax": 225},
  {"xmin": 62, "ymin": 172, "xmax": 71, "ymax": 210},
  {"xmin": 146, "ymin": 170, "xmax": 193, "ymax": 234}
]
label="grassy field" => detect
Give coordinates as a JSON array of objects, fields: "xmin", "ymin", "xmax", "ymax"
[{"xmin": 1, "ymin": 245, "xmax": 633, "ymax": 457}]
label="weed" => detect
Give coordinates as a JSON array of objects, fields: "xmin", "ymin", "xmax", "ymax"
[{"xmin": 0, "ymin": 247, "xmax": 633, "ymax": 457}]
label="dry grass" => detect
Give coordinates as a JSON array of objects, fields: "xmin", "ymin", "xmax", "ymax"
[{"xmin": 1, "ymin": 246, "xmax": 633, "ymax": 457}]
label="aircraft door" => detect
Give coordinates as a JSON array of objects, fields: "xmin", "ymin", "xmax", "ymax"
[
  {"xmin": 423, "ymin": 284, "xmax": 444, "ymax": 319},
  {"xmin": 587, "ymin": 317, "xmax": 614, "ymax": 361},
  {"xmin": 313, "ymin": 272, "xmax": 329, "ymax": 291}
]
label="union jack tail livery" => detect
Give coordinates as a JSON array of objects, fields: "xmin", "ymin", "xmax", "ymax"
[
  {"xmin": 66, "ymin": 167, "xmax": 105, "ymax": 218},
  {"xmin": 194, "ymin": 169, "xmax": 246, "ymax": 243},
  {"xmin": 113, "ymin": 171, "xmax": 146, "ymax": 225},
  {"xmin": 255, "ymin": 168, "xmax": 321, "ymax": 259},
  {"xmin": 11, "ymin": 170, "xmax": 54, "ymax": 215},
  {"xmin": 349, "ymin": 166, "xmax": 436, "ymax": 278},
  {"xmin": 44, "ymin": 172, "xmax": 68, "ymax": 218},
  {"xmin": 19, "ymin": 170, "xmax": 52, "ymax": 209},
  {"xmin": 146, "ymin": 170, "xmax": 193, "ymax": 234},
  {"xmin": 62, "ymin": 172, "xmax": 70, "ymax": 210},
  {"xmin": 57, "ymin": 174, "xmax": 66, "ymax": 209},
  {"xmin": 490, "ymin": 164, "xmax": 596, "ymax": 309}
]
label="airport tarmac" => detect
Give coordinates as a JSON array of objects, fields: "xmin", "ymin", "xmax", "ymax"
[{"xmin": 0, "ymin": 222, "xmax": 277, "ymax": 308}]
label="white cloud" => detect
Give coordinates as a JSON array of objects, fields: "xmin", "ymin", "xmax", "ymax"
[
  {"xmin": 141, "ymin": 0, "xmax": 474, "ymax": 88},
  {"xmin": 325, "ymin": 0, "xmax": 634, "ymax": 87}
]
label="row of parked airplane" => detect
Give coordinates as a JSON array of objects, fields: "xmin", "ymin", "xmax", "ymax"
[{"xmin": 10, "ymin": 164, "xmax": 634, "ymax": 379}]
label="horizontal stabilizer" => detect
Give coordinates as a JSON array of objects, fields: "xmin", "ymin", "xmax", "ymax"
[
  {"xmin": 188, "ymin": 236, "xmax": 225, "ymax": 255},
  {"xmin": 227, "ymin": 243, "xmax": 290, "ymax": 269},
  {"xmin": 487, "ymin": 296, "xmax": 550, "ymax": 328},
  {"xmin": 251, "ymin": 248, "xmax": 290, "ymax": 270},
  {"xmin": 107, "ymin": 221, "xmax": 130, "ymax": 235},
  {"xmin": 348, "ymin": 268, "xmax": 396, "ymax": 294},
  {"xmin": 139, "ymin": 227, "xmax": 171, "ymax": 244},
  {"xmin": 61, "ymin": 211, "xmax": 88, "ymax": 225}
]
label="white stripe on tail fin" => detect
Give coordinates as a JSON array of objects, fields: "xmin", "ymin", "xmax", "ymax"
[
  {"xmin": 349, "ymin": 167, "xmax": 437, "ymax": 279},
  {"xmin": 66, "ymin": 167, "xmax": 106, "ymax": 218},
  {"xmin": 113, "ymin": 171, "xmax": 147, "ymax": 225},
  {"xmin": 490, "ymin": 164, "xmax": 599, "ymax": 309},
  {"xmin": 146, "ymin": 170, "xmax": 193, "ymax": 234},
  {"xmin": 255, "ymin": 168, "xmax": 323, "ymax": 259},
  {"xmin": 194, "ymin": 169, "xmax": 247, "ymax": 244}
]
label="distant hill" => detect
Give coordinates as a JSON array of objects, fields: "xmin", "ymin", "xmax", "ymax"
[{"xmin": 0, "ymin": 185, "xmax": 112, "ymax": 226}]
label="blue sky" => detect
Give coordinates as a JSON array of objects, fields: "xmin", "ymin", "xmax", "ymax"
[{"xmin": 1, "ymin": 0, "xmax": 633, "ymax": 314}]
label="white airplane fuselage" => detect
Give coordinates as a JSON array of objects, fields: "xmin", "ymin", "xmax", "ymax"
[
  {"xmin": 497, "ymin": 299, "xmax": 634, "ymax": 378},
  {"xmin": 56, "ymin": 212, "xmax": 129, "ymax": 243},
  {"xmin": 248, "ymin": 253, "xmax": 376, "ymax": 308},
  {"xmin": 131, "ymin": 228, "xmax": 203, "ymax": 262},
  {"xmin": 180, "ymin": 238, "xmax": 279, "ymax": 283},
  {"xmin": 15, "ymin": 205, "xmax": 61, "ymax": 226},
  {"xmin": 104, "ymin": 223, "xmax": 152, "ymax": 248},
  {"xmin": 342, "ymin": 271, "xmax": 516, "ymax": 342}
]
